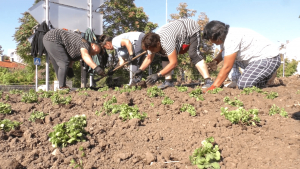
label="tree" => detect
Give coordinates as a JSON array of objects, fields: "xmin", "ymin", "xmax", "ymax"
[
  {"xmin": 0, "ymin": 45, "xmax": 3, "ymax": 56},
  {"xmin": 169, "ymin": 3, "xmax": 196, "ymax": 21},
  {"xmin": 99, "ymin": 0, "xmax": 158, "ymax": 37}
]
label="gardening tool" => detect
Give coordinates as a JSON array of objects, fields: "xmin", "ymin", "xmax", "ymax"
[{"xmin": 111, "ymin": 51, "xmax": 147, "ymax": 72}]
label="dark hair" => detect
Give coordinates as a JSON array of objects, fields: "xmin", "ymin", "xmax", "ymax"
[
  {"xmin": 203, "ymin": 20, "xmax": 230, "ymax": 42},
  {"xmin": 97, "ymin": 34, "xmax": 113, "ymax": 46},
  {"xmin": 142, "ymin": 32, "xmax": 160, "ymax": 49}
]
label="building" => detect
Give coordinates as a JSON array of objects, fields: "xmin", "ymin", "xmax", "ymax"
[
  {"xmin": 7, "ymin": 49, "xmax": 24, "ymax": 63},
  {"xmin": 0, "ymin": 56, "xmax": 25, "ymax": 69}
]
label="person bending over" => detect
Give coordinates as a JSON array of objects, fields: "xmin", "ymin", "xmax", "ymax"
[
  {"xmin": 43, "ymin": 29, "xmax": 106, "ymax": 89},
  {"xmin": 202, "ymin": 20, "xmax": 280, "ymax": 92},
  {"xmin": 99, "ymin": 32, "xmax": 147, "ymax": 85},
  {"xmin": 133, "ymin": 18, "xmax": 213, "ymax": 88}
]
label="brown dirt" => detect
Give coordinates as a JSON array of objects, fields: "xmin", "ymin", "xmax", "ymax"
[{"xmin": 0, "ymin": 76, "xmax": 299, "ymax": 169}]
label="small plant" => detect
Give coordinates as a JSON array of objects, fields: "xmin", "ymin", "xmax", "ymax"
[
  {"xmin": 223, "ymin": 96, "xmax": 244, "ymax": 107},
  {"xmin": 5, "ymin": 94, "xmax": 9, "ymax": 101},
  {"xmin": 264, "ymin": 91, "xmax": 278, "ymax": 99},
  {"xmin": 21, "ymin": 90, "xmax": 38, "ymax": 103},
  {"xmin": 39, "ymin": 91, "xmax": 54, "ymax": 98},
  {"xmin": 189, "ymin": 137, "xmax": 221, "ymax": 169},
  {"xmin": 118, "ymin": 104, "xmax": 147, "ymax": 121},
  {"xmin": 269, "ymin": 104, "xmax": 288, "ymax": 118},
  {"xmin": 0, "ymin": 102, "xmax": 12, "ymax": 114},
  {"xmin": 241, "ymin": 86, "xmax": 263, "ymax": 95},
  {"xmin": 114, "ymin": 87, "xmax": 120, "ymax": 91},
  {"xmin": 98, "ymin": 86, "xmax": 109, "ymax": 92},
  {"xmin": 58, "ymin": 88, "xmax": 70, "ymax": 95},
  {"xmin": 28, "ymin": 110, "xmax": 48, "ymax": 122},
  {"xmin": 207, "ymin": 87, "xmax": 223, "ymax": 94},
  {"xmin": 296, "ymin": 90, "xmax": 300, "ymax": 94},
  {"xmin": 0, "ymin": 119, "xmax": 21, "ymax": 132},
  {"xmin": 95, "ymin": 110, "xmax": 101, "ymax": 116},
  {"xmin": 150, "ymin": 103, "xmax": 154, "ymax": 107},
  {"xmin": 119, "ymin": 85, "xmax": 140, "ymax": 93},
  {"xmin": 102, "ymin": 94, "xmax": 108, "ymax": 98},
  {"xmin": 79, "ymin": 92, "xmax": 89, "ymax": 96},
  {"xmin": 189, "ymin": 87, "xmax": 204, "ymax": 101},
  {"xmin": 220, "ymin": 107, "xmax": 260, "ymax": 126},
  {"xmin": 50, "ymin": 93, "xmax": 72, "ymax": 105},
  {"xmin": 205, "ymin": 55, "xmax": 214, "ymax": 63},
  {"xmin": 101, "ymin": 96, "xmax": 118, "ymax": 114},
  {"xmin": 147, "ymin": 86, "xmax": 165, "ymax": 98},
  {"xmin": 70, "ymin": 159, "xmax": 83, "ymax": 169},
  {"xmin": 9, "ymin": 89, "xmax": 23, "ymax": 95},
  {"xmin": 48, "ymin": 115, "xmax": 87, "ymax": 148},
  {"xmin": 180, "ymin": 104, "xmax": 197, "ymax": 116},
  {"xmin": 161, "ymin": 96, "xmax": 174, "ymax": 105},
  {"xmin": 176, "ymin": 85, "xmax": 188, "ymax": 92},
  {"xmin": 76, "ymin": 88, "xmax": 90, "ymax": 92}
]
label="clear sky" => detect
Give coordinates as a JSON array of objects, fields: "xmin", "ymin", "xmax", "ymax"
[{"xmin": 0, "ymin": 0, "xmax": 299, "ymax": 55}]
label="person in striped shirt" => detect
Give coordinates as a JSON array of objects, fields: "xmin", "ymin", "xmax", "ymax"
[{"xmin": 133, "ymin": 18, "xmax": 213, "ymax": 89}]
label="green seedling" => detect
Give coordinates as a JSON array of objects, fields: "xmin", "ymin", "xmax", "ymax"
[
  {"xmin": 190, "ymin": 137, "xmax": 221, "ymax": 169},
  {"xmin": 76, "ymin": 88, "xmax": 90, "ymax": 92},
  {"xmin": 79, "ymin": 92, "xmax": 89, "ymax": 96},
  {"xmin": 95, "ymin": 110, "xmax": 101, "ymax": 116},
  {"xmin": 269, "ymin": 104, "xmax": 288, "ymax": 118},
  {"xmin": 119, "ymin": 85, "xmax": 140, "ymax": 94},
  {"xmin": 102, "ymin": 94, "xmax": 108, "ymax": 98},
  {"xmin": 98, "ymin": 86, "xmax": 109, "ymax": 92},
  {"xmin": 207, "ymin": 87, "xmax": 223, "ymax": 94},
  {"xmin": 70, "ymin": 159, "xmax": 83, "ymax": 169},
  {"xmin": 114, "ymin": 87, "xmax": 120, "ymax": 91},
  {"xmin": 58, "ymin": 88, "xmax": 70, "ymax": 95},
  {"xmin": 264, "ymin": 91, "xmax": 278, "ymax": 99},
  {"xmin": 21, "ymin": 90, "xmax": 38, "ymax": 103},
  {"xmin": 147, "ymin": 86, "xmax": 165, "ymax": 98},
  {"xmin": 223, "ymin": 96, "xmax": 244, "ymax": 107},
  {"xmin": 189, "ymin": 87, "xmax": 204, "ymax": 101},
  {"xmin": 297, "ymin": 90, "xmax": 300, "ymax": 94},
  {"xmin": 241, "ymin": 86, "xmax": 263, "ymax": 95},
  {"xmin": 28, "ymin": 110, "xmax": 48, "ymax": 122},
  {"xmin": 0, "ymin": 119, "xmax": 20, "ymax": 132},
  {"xmin": 161, "ymin": 96, "xmax": 174, "ymax": 105},
  {"xmin": 180, "ymin": 104, "xmax": 197, "ymax": 116},
  {"xmin": 0, "ymin": 102, "xmax": 12, "ymax": 114},
  {"xmin": 221, "ymin": 107, "xmax": 260, "ymax": 126},
  {"xmin": 5, "ymin": 94, "xmax": 9, "ymax": 101},
  {"xmin": 205, "ymin": 55, "xmax": 214, "ymax": 63},
  {"xmin": 48, "ymin": 115, "xmax": 87, "ymax": 148},
  {"xmin": 150, "ymin": 103, "xmax": 154, "ymax": 107},
  {"xmin": 176, "ymin": 85, "xmax": 188, "ymax": 92},
  {"xmin": 39, "ymin": 91, "xmax": 54, "ymax": 98},
  {"xmin": 9, "ymin": 89, "xmax": 23, "ymax": 95},
  {"xmin": 50, "ymin": 93, "xmax": 72, "ymax": 105}
]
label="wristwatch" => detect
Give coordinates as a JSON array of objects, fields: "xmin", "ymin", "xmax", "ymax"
[{"xmin": 158, "ymin": 72, "xmax": 163, "ymax": 78}]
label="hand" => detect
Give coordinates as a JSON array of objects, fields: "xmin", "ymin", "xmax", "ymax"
[
  {"xmin": 94, "ymin": 66, "xmax": 105, "ymax": 76},
  {"xmin": 128, "ymin": 54, "xmax": 135, "ymax": 63},
  {"xmin": 133, "ymin": 69, "xmax": 143, "ymax": 78},
  {"xmin": 67, "ymin": 67, "xmax": 74, "ymax": 78},
  {"xmin": 207, "ymin": 59, "xmax": 218, "ymax": 72},
  {"xmin": 146, "ymin": 73, "xmax": 159, "ymax": 85},
  {"xmin": 202, "ymin": 85, "xmax": 216, "ymax": 94},
  {"xmin": 107, "ymin": 68, "xmax": 115, "ymax": 76}
]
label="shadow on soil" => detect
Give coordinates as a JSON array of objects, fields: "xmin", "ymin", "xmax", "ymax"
[{"xmin": 292, "ymin": 111, "xmax": 300, "ymax": 121}]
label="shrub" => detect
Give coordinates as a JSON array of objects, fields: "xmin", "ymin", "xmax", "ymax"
[{"xmin": 277, "ymin": 59, "xmax": 299, "ymax": 77}]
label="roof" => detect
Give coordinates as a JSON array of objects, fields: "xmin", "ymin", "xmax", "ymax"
[{"xmin": 0, "ymin": 60, "xmax": 26, "ymax": 69}]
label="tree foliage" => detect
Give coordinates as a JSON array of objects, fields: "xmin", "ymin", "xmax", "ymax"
[
  {"xmin": 99, "ymin": 0, "xmax": 158, "ymax": 37},
  {"xmin": 0, "ymin": 45, "xmax": 3, "ymax": 56}
]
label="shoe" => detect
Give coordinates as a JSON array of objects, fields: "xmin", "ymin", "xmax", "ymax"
[
  {"xmin": 158, "ymin": 80, "xmax": 174, "ymax": 89},
  {"xmin": 59, "ymin": 85, "xmax": 70, "ymax": 90},
  {"xmin": 202, "ymin": 78, "xmax": 213, "ymax": 88}
]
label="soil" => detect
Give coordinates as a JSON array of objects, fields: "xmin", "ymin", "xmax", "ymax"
[{"xmin": 0, "ymin": 75, "xmax": 299, "ymax": 169}]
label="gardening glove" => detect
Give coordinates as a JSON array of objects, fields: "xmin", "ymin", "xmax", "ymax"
[
  {"xmin": 107, "ymin": 68, "xmax": 115, "ymax": 76},
  {"xmin": 202, "ymin": 85, "xmax": 216, "ymax": 94},
  {"xmin": 94, "ymin": 66, "xmax": 105, "ymax": 76},
  {"xmin": 146, "ymin": 73, "xmax": 159, "ymax": 85},
  {"xmin": 133, "ymin": 69, "xmax": 143, "ymax": 78},
  {"xmin": 67, "ymin": 67, "xmax": 74, "ymax": 78},
  {"xmin": 128, "ymin": 54, "xmax": 135, "ymax": 63}
]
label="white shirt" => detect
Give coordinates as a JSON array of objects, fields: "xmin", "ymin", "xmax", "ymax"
[
  {"xmin": 221, "ymin": 27, "xmax": 279, "ymax": 62},
  {"xmin": 112, "ymin": 32, "xmax": 145, "ymax": 56}
]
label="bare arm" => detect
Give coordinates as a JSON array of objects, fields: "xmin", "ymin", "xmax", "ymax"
[
  {"xmin": 120, "ymin": 39, "xmax": 134, "ymax": 55},
  {"xmin": 212, "ymin": 52, "xmax": 237, "ymax": 87},
  {"xmin": 80, "ymin": 48, "xmax": 97, "ymax": 69},
  {"xmin": 158, "ymin": 49, "xmax": 177, "ymax": 76},
  {"xmin": 139, "ymin": 53, "xmax": 155, "ymax": 71}
]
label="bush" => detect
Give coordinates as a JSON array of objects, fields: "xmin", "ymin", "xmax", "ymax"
[{"xmin": 277, "ymin": 59, "xmax": 299, "ymax": 77}]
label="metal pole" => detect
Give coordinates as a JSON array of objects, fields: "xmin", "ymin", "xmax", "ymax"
[
  {"xmin": 166, "ymin": 0, "xmax": 167, "ymax": 23},
  {"xmin": 35, "ymin": 65, "xmax": 38, "ymax": 91},
  {"xmin": 45, "ymin": 0, "xmax": 50, "ymax": 91},
  {"xmin": 89, "ymin": 0, "xmax": 93, "ymax": 87}
]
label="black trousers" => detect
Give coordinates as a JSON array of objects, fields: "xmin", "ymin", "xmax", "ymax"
[{"xmin": 43, "ymin": 39, "xmax": 70, "ymax": 88}]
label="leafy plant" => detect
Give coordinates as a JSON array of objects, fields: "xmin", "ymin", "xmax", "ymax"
[
  {"xmin": 119, "ymin": 85, "xmax": 141, "ymax": 94},
  {"xmin": 98, "ymin": 86, "xmax": 109, "ymax": 92},
  {"xmin": 147, "ymin": 86, "xmax": 165, "ymax": 98},
  {"xmin": 176, "ymin": 85, "xmax": 188, "ymax": 92},
  {"xmin": 220, "ymin": 107, "xmax": 260, "ymax": 126},
  {"xmin": 21, "ymin": 90, "xmax": 38, "ymax": 103},
  {"xmin": 28, "ymin": 110, "xmax": 48, "ymax": 122},
  {"xmin": 102, "ymin": 94, "xmax": 108, "ymax": 98},
  {"xmin": 189, "ymin": 87, "xmax": 204, "ymax": 101},
  {"xmin": 95, "ymin": 110, "xmax": 101, "ymax": 116},
  {"xmin": 207, "ymin": 87, "xmax": 223, "ymax": 94},
  {"xmin": 0, "ymin": 119, "xmax": 21, "ymax": 132},
  {"xmin": 180, "ymin": 104, "xmax": 197, "ymax": 116},
  {"xmin": 9, "ymin": 89, "xmax": 23, "ymax": 95},
  {"xmin": 269, "ymin": 104, "xmax": 288, "ymax": 118},
  {"xmin": 223, "ymin": 96, "xmax": 244, "ymax": 107},
  {"xmin": 264, "ymin": 91, "xmax": 278, "ymax": 99},
  {"xmin": 150, "ymin": 103, "xmax": 154, "ymax": 107},
  {"xmin": 189, "ymin": 137, "xmax": 221, "ymax": 169},
  {"xmin": 76, "ymin": 88, "xmax": 91, "ymax": 92},
  {"xmin": 277, "ymin": 59, "xmax": 299, "ymax": 77},
  {"xmin": 48, "ymin": 115, "xmax": 87, "ymax": 148},
  {"xmin": 39, "ymin": 91, "xmax": 54, "ymax": 98},
  {"xmin": 79, "ymin": 92, "xmax": 89, "ymax": 96},
  {"xmin": 0, "ymin": 102, "xmax": 12, "ymax": 114},
  {"xmin": 114, "ymin": 87, "xmax": 120, "ymax": 91},
  {"xmin": 162, "ymin": 97, "xmax": 174, "ymax": 105},
  {"xmin": 58, "ymin": 88, "xmax": 70, "ymax": 95},
  {"xmin": 297, "ymin": 90, "xmax": 300, "ymax": 94},
  {"xmin": 70, "ymin": 159, "xmax": 83, "ymax": 169},
  {"xmin": 5, "ymin": 94, "xmax": 9, "ymax": 101},
  {"xmin": 50, "ymin": 93, "xmax": 72, "ymax": 105},
  {"xmin": 205, "ymin": 55, "xmax": 214, "ymax": 63},
  {"xmin": 241, "ymin": 86, "xmax": 263, "ymax": 95},
  {"xmin": 118, "ymin": 104, "xmax": 147, "ymax": 121}
]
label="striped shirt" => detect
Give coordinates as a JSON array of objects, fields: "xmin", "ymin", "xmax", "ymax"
[
  {"xmin": 155, "ymin": 18, "xmax": 201, "ymax": 56},
  {"xmin": 43, "ymin": 29, "xmax": 90, "ymax": 60}
]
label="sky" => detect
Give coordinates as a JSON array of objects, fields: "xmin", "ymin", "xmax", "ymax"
[{"xmin": 0, "ymin": 0, "xmax": 299, "ymax": 55}]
